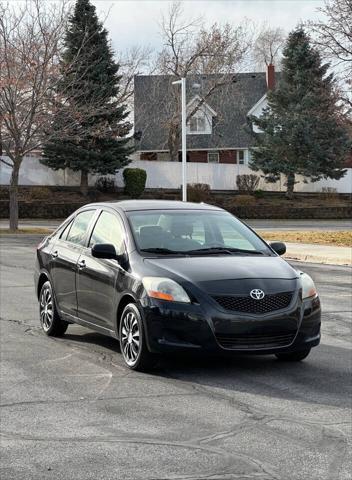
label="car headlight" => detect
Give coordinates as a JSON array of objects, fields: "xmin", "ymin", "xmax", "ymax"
[
  {"xmin": 142, "ymin": 277, "xmax": 191, "ymax": 303},
  {"xmin": 300, "ymin": 272, "xmax": 317, "ymax": 299}
]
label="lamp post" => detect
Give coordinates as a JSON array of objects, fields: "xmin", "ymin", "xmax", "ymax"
[{"xmin": 172, "ymin": 77, "xmax": 187, "ymax": 202}]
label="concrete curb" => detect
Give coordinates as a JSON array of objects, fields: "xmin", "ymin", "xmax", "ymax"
[{"xmin": 284, "ymin": 243, "xmax": 351, "ymax": 266}]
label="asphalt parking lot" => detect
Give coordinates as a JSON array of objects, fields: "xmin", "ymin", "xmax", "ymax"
[{"xmin": 0, "ymin": 234, "xmax": 351, "ymax": 480}]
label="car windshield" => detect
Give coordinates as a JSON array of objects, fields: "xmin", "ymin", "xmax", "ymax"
[{"xmin": 127, "ymin": 210, "xmax": 272, "ymax": 256}]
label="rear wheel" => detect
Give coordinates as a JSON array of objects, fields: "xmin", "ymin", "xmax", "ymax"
[
  {"xmin": 275, "ymin": 348, "xmax": 311, "ymax": 362},
  {"xmin": 39, "ymin": 280, "xmax": 68, "ymax": 337},
  {"xmin": 119, "ymin": 303, "xmax": 155, "ymax": 371}
]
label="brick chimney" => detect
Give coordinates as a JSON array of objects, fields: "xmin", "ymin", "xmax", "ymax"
[{"xmin": 266, "ymin": 63, "xmax": 275, "ymax": 90}]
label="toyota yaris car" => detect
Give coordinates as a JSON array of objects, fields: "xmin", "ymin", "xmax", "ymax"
[{"xmin": 34, "ymin": 200, "xmax": 321, "ymax": 371}]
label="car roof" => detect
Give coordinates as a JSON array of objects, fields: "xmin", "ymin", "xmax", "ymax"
[{"xmin": 87, "ymin": 199, "xmax": 223, "ymax": 212}]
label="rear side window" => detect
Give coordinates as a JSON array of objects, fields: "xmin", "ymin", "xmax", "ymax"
[
  {"xmin": 60, "ymin": 220, "xmax": 73, "ymax": 241},
  {"xmin": 89, "ymin": 211, "xmax": 125, "ymax": 255},
  {"xmin": 66, "ymin": 210, "xmax": 95, "ymax": 246}
]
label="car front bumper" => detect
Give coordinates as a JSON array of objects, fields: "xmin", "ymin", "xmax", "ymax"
[{"xmin": 141, "ymin": 293, "xmax": 321, "ymax": 355}]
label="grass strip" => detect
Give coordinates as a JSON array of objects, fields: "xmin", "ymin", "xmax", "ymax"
[{"xmin": 261, "ymin": 230, "xmax": 352, "ymax": 247}]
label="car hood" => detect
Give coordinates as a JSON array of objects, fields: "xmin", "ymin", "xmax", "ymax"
[{"xmin": 144, "ymin": 255, "xmax": 299, "ymax": 295}]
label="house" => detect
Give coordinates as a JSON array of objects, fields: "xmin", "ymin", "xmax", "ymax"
[{"xmin": 133, "ymin": 65, "xmax": 276, "ymax": 165}]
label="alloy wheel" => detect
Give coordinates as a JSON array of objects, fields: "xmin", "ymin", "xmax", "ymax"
[
  {"xmin": 40, "ymin": 286, "xmax": 54, "ymax": 332},
  {"xmin": 121, "ymin": 311, "xmax": 140, "ymax": 366}
]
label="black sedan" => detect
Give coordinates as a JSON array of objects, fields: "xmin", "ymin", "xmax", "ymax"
[{"xmin": 34, "ymin": 200, "xmax": 321, "ymax": 371}]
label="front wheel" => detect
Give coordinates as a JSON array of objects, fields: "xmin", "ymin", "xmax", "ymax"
[
  {"xmin": 119, "ymin": 303, "xmax": 155, "ymax": 371},
  {"xmin": 275, "ymin": 348, "xmax": 311, "ymax": 362},
  {"xmin": 39, "ymin": 280, "xmax": 68, "ymax": 337}
]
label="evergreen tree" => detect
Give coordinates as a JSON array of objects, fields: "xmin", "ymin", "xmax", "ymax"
[
  {"xmin": 42, "ymin": 0, "xmax": 132, "ymax": 195},
  {"xmin": 249, "ymin": 28, "xmax": 350, "ymax": 198}
]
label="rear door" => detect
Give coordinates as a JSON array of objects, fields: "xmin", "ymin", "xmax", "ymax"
[
  {"xmin": 50, "ymin": 209, "xmax": 96, "ymax": 319},
  {"xmin": 76, "ymin": 209, "xmax": 126, "ymax": 330}
]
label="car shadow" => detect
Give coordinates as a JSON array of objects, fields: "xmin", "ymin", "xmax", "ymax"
[
  {"xmin": 153, "ymin": 344, "xmax": 351, "ymax": 409},
  {"xmin": 63, "ymin": 326, "xmax": 351, "ymax": 409},
  {"xmin": 64, "ymin": 328, "xmax": 121, "ymax": 353}
]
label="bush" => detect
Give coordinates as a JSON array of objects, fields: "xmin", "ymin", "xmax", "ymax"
[
  {"xmin": 123, "ymin": 168, "xmax": 147, "ymax": 198},
  {"xmin": 95, "ymin": 176, "xmax": 116, "ymax": 193},
  {"xmin": 27, "ymin": 186, "xmax": 52, "ymax": 200},
  {"xmin": 0, "ymin": 187, "xmax": 9, "ymax": 200},
  {"xmin": 227, "ymin": 194, "xmax": 256, "ymax": 207},
  {"xmin": 187, "ymin": 183, "xmax": 211, "ymax": 203},
  {"xmin": 236, "ymin": 174, "xmax": 260, "ymax": 193},
  {"xmin": 320, "ymin": 187, "xmax": 339, "ymax": 203},
  {"xmin": 253, "ymin": 189, "xmax": 265, "ymax": 199},
  {"xmin": 87, "ymin": 189, "xmax": 99, "ymax": 201}
]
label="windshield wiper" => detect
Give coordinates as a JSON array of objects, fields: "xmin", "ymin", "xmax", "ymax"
[
  {"xmin": 140, "ymin": 247, "xmax": 265, "ymax": 256},
  {"xmin": 184, "ymin": 247, "xmax": 265, "ymax": 255},
  {"xmin": 140, "ymin": 247, "xmax": 184, "ymax": 255}
]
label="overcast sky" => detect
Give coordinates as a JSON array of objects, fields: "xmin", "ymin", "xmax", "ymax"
[{"xmin": 92, "ymin": 0, "xmax": 325, "ymax": 53}]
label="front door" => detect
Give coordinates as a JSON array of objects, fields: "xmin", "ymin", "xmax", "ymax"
[
  {"xmin": 50, "ymin": 209, "xmax": 96, "ymax": 319},
  {"xmin": 76, "ymin": 210, "xmax": 126, "ymax": 331}
]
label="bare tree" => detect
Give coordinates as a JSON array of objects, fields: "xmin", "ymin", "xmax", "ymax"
[
  {"xmin": 308, "ymin": 0, "xmax": 352, "ymax": 110},
  {"xmin": 0, "ymin": 0, "xmax": 72, "ymax": 230},
  {"xmin": 0, "ymin": 0, "xmax": 134, "ymax": 229},
  {"xmin": 155, "ymin": 1, "xmax": 252, "ymax": 161},
  {"xmin": 253, "ymin": 23, "xmax": 286, "ymax": 69},
  {"xmin": 116, "ymin": 45, "xmax": 153, "ymax": 109}
]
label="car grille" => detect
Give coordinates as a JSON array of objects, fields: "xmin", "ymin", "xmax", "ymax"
[
  {"xmin": 213, "ymin": 291, "xmax": 293, "ymax": 314},
  {"xmin": 216, "ymin": 332, "xmax": 296, "ymax": 350}
]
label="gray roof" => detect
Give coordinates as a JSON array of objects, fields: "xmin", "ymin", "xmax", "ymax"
[{"xmin": 134, "ymin": 73, "xmax": 269, "ymax": 151}]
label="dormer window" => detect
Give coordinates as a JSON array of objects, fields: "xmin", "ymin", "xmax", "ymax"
[
  {"xmin": 186, "ymin": 95, "xmax": 217, "ymax": 135},
  {"xmin": 189, "ymin": 114, "xmax": 206, "ymax": 133}
]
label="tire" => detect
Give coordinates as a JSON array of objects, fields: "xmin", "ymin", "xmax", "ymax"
[
  {"xmin": 39, "ymin": 280, "xmax": 68, "ymax": 337},
  {"xmin": 275, "ymin": 348, "xmax": 311, "ymax": 362},
  {"xmin": 119, "ymin": 303, "xmax": 155, "ymax": 371}
]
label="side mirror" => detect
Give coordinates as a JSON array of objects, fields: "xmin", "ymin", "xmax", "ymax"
[
  {"xmin": 270, "ymin": 242, "xmax": 286, "ymax": 256},
  {"xmin": 91, "ymin": 243, "xmax": 117, "ymax": 260}
]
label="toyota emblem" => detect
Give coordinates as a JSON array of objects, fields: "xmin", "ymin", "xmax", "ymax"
[{"xmin": 250, "ymin": 289, "xmax": 265, "ymax": 300}]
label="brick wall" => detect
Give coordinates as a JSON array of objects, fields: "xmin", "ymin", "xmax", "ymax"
[
  {"xmin": 188, "ymin": 151, "xmax": 208, "ymax": 163},
  {"xmin": 219, "ymin": 150, "xmax": 237, "ymax": 164},
  {"xmin": 185, "ymin": 150, "xmax": 237, "ymax": 163}
]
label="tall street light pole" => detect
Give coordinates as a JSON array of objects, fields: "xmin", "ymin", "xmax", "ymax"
[{"xmin": 172, "ymin": 77, "xmax": 187, "ymax": 202}]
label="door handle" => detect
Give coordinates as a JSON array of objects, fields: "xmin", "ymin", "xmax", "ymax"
[
  {"xmin": 51, "ymin": 250, "xmax": 58, "ymax": 259},
  {"xmin": 78, "ymin": 259, "xmax": 86, "ymax": 270}
]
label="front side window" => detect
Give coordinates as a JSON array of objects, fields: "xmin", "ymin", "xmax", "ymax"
[
  {"xmin": 89, "ymin": 211, "xmax": 124, "ymax": 255},
  {"xmin": 66, "ymin": 210, "xmax": 95, "ymax": 246},
  {"xmin": 127, "ymin": 210, "xmax": 271, "ymax": 255}
]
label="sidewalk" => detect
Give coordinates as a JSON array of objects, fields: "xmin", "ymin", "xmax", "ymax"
[
  {"xmin": 0, "ymin": 219, "xmax": 62, "ymax": 229},
  {"xmin": 284, "ymin": 243, "xmax": 351, "ymax": 266}
]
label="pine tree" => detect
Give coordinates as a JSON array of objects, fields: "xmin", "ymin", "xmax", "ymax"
[
  {"xmin": 249, "ymin": 28, "xmax": 350, "ymax": 198},
  {"xmin": 42, "ymin": 0, "xmax": 132, "ymax": 195}
]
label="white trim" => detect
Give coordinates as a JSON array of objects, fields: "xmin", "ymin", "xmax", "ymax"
[
  {"xmin": 237, "ymin": 149, "xmax": 247, "ymax": 165},
  {"xmin": 187, "ymin": 95, "xmax": 217, "ymax": 117},
  {"xmin": 207, "ymin": 151, "xmax": 220, "ymax": 163},
  {"xmin": 247, "ymin": 93, "xmax": 267, "ymax": 116}
]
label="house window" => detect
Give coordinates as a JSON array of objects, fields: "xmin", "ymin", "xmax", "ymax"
[
  {"xmin": 188, "ymin": 114, "xmax": 207, "ymax": 133},
  {"xmin": 208, "ymin": 152, "xmax": 219, "ymax": 163},
  {"xmin": 237, "ymin": 150, "xmax": 245, "ymax": 165}
]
